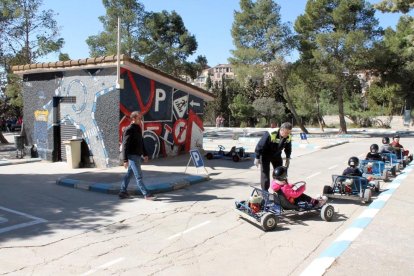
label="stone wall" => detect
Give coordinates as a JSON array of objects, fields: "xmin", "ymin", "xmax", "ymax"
[{"xmin": 323, "ymin": 115, "xmax": 413, "ymax": 130}]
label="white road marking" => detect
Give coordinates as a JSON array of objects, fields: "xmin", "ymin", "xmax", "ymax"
[
  {"xmin": 306, "ymin": 172, "xmax": 321, "ymax": 179},
  {"xmin": 328, "ymin": 165, "xmax": 338, "ymax": 170},
  {"xmin": 81, "ymin": 257, "xmax": 125, "ymax": 276},
  {"xmin": 0, "ymin": 206, "xmax": 47, "ymax": 234},
  {"xmin": 167, "ymin": 220, "xmax": 211, "ymax": 240}
]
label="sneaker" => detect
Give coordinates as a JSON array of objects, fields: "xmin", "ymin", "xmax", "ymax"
[
  {"xmin": 144, "ymin": 194, "xmax": 157, "ymax": 201},
  {"xmin": 316, "ymin": 195, "xmax": 328, "ymax": 208},
  {"xmin": 118, "ymin": 191, "xmax": 131, "ymax": 199}
]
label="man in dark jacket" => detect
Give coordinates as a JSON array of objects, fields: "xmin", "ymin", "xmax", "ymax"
[
  {"xmin": 119, "ymin": 111, "xmax": 155, "ymax": 200},
  {"xmin": 254, "ymin": 122, "xmax": 293, "ymax": 191}
]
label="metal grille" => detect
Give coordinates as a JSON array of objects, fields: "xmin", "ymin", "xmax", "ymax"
[{"xmin": 60, "ymin": 96, "xmax": 76, "ymax": 103}]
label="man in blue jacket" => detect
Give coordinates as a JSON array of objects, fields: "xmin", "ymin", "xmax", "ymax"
[{"xmin": 254, "ymin": 122, "xmax": 293, "ymax": 191}]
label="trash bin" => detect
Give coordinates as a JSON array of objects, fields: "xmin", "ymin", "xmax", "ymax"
[
  {"xmin": 14, "ymin": 135, "xmax": 25, "ymax": 159},
  {"xmin": 63, "ymin": 138, "xmax": 82, "ymax": 168}
]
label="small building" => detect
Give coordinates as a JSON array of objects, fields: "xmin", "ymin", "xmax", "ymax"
[{"xmin": 12, "ymin": 55, "xmax": 214, "ymax": 168}]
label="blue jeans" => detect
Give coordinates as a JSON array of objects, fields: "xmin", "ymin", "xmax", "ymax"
[{"xmin": 120, "ymin": 155, "xmax": 149, "ymax": 196}]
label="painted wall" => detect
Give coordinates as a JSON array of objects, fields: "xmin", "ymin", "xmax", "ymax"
[
  {"xmin": 23, "ymin": 68, "xmax": 119, "ymax": 168},
  {"xmin": 22, "ymin": 66, "xmax": 206, "ymax": 168},
  {"xmin": 118, "ymin": 68, "xmax": 205, "ymax": 159}
]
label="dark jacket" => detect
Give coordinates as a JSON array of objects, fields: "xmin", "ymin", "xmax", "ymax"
[
  {"xmin": 365, "ymin": 152, "xmax": 383, "ymax": 161},
  {"xmin": 121, "ymin": 124, "xmax": 148, "ymax": 162},
  {"xmin": 255, "ymin": 130, "xmax": 292, "ymax": 160},
  {"xmin": 342, "ymin": 167, "xmax": 363, "ymax": 177}
]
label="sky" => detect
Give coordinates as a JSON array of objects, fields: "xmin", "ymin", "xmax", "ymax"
[{"xmin": 40, "ymin": 0, "xmax": 411, "ymax": 66}]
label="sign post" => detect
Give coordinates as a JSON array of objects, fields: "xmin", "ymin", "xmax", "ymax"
[
  {"xmin": 185, "ymin": 149, "xmax": 209, "ymax": 175},
  {"xmin": 300, "ymin": 132, "xmax": 308, "ymax": 143}
]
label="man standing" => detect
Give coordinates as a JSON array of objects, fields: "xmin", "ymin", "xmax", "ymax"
[
  {"xmin": 254, "ymin": 122, "xmax": 293, "ymax": 191},
  {"xmin": 119, "ymin": 111, "xmax": 156, "ymax": 200}
]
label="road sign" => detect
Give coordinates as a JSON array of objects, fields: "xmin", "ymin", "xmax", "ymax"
[
  {"xmin": 300, "ymin": 133, "xmax": 307, "ymax": 140},
  {"xmin": 185, "ymin": 149, "xmax": 208, "ymax": 175}
]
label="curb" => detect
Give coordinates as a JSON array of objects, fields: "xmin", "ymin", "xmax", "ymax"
[
  {"xmin": 0, "ymin": 158, "xmax": 42, "ymax": 167},
  {"xmin": 320, "ymin": 141, "xmax": 349, "ymax": 149},
  {"xmin": 300, "ymin": 163, "xmax": 413, "ymax": 276},
  {"xmin": 56, "ymin": 175, "xmax": 210, "ymax": 195}
]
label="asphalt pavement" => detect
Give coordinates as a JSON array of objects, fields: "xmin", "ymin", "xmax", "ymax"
[{"xmin": 1, "ymin": 128, "xmax": 413, "ymax": 275}]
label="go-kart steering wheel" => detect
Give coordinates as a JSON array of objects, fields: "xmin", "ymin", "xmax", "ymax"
[{"xmin": 218, "ymin": 145, "xmax": 225, "ymax": 151}]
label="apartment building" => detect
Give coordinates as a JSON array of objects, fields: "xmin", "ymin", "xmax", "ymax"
[{"xmin": 192, "ymin": 64, "xmax": 235, "ymax": 89}]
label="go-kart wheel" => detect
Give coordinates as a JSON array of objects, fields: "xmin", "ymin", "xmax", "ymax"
[
  {"xmin": 374, "ymin": 181, "xmax": 380, "ymax": 193},
  {"xmin": 261, "ymin": 213, "xmax": 278, "ymax": 231},
  {"xmin": 402, "ymin": 160, "xmax": 407, "ymax": 168},
  {"xmin": 382, "ymin": 170, "xmax": 389, "ymax": 182},
  {"xmin": 232, "ymin": 155, "xmax": 240, "ymax": 162},
  {"xmin": 391, "ymin": 166, "xmax": 397, "ymax": 176},
  {"xmin": 320, "ymin": 204, "xmax": 334, "ymax": 222},
  {"xmin": 206, "ymin": 153, "xmax": 213, "ymax": 160},
  {"xmin": 363, "ymin": 189, "xmax": 372, "ymax": 203},
  {"xmin": 323, "ymin": 185, "xmax": 332, "ymax": 195}
]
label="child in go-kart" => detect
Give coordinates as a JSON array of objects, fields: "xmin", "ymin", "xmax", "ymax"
[
  {"xmin": 340, "ymin": 157, "xmax": 364, "ymax": 193},
  {"xmin": 365, "ymin": 144, "xmax": 384, "ymax": 162},
  {"xmin": 391, "ymin": 134, "xmax": 413, "ymax": 162},
  {"xmin": 271, "ymin": 166, "xmax": 327, "ymax": 208},
  {"xmin": 380, "ymin": 137, "xmax": 396, "ymax": 154}
]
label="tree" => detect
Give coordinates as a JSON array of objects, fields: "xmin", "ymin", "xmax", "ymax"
[
  {"xmin": 0, "ymin": 0, "xmax": 63, "ymax": 143},
  {"xmin": 140, "ymin": 10, "xmax": 198, "ymax": 77},
  {"xmin": 229, "ymin": 0, "xmax": 307, "ymax": 132},
  {"xmin": 252, "ymin": 97, "xmax": 285, "ymax": 125},
  {"xmin": 86, "ymin": 0, "xmax": 146, "ymax": 59},
  {"xmin": 375, "ymin": 0, "xmax": 414, "ymax": 13},
  {"xmin": 295, "ymin": 0, "xmax": 382, "ymax": 133},
  {"xmin": 229, "ymin": 94, "xmax": 254, "ymax": 126}
]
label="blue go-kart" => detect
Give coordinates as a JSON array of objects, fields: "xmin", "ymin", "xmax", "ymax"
[
  {"xmin": 323, "ymin": 175, "xmax": 374, "ymax": 203},
  {"xmin": 235, "ymin": 185, "xmax": 335, "ymax": 231},
  {"xmin": 205, "ymin": 145, "xmax": 251, "ymax": 162},
  {"xmin": 359, "ymin": 159, "xmax": 390, "ymax": 183},
  {"xmin": 381, "ymin": 152, "xmax": 400, "ymax": 174}
]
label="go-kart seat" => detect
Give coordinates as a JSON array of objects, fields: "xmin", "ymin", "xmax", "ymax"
[{"xmin": 273, "ymin": 190, "xmax": 299, "ymax": 210}]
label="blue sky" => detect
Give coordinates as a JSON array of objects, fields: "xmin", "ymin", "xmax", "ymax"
[{"xmin": 41, "ymin": 0, "xmax": 410, "ymax": 66}]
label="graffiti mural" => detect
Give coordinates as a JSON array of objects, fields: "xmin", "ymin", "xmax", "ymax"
[{"xmin": 119, "ymin": 69, "xmax": 205, "ymax": 159}]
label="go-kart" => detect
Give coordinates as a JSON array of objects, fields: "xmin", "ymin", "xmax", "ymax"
[
  {"xmin": 394, "ymin": 148, "xmax": 413, "ymax": 168},
  {"xmin": 235, "ymin": 185, "xmax": 335, "ymax": 231},
  {"xmin": 205, "ymin": 145, "xmax": 251, "ymax": 162},
  {"xmin": 381, "ymin": 152, "xmax": 401, "ymax": 173},
  {"xmin": 359, "ymin": 159, "xmax": 390, "ymax": 182},
  {"xmin": 323, "ymin": 175, "xmax": 376, "ymax": 203}
]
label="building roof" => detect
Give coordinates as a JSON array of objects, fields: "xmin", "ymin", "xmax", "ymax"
[{"xmin": 12, "ymin": 55, "xmax": 214, "ymax": 101}]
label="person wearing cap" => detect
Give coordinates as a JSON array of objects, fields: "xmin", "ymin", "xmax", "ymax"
[{"xmin": 254, "ymin": 122, "xmax": 293, "ymax": 191}]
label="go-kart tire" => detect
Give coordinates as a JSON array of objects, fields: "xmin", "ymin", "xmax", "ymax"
[
  {"xmin": 374, "ymin": 181, "xmax": 380, "ymax": 193},
  {"xmin": 391, "ymin": 166, "xmax": 397, "ymax": 176},
  {"xmin": 402, "ymin": 160, "xmax": 407, "ymax": 168},
  {"xmin": 363, "ymin": 189, "xmax": 372, "ymax": 203},
  {"xmin": 323, "ymin": 185, "xmax": 332, "ymax": 195},
  {"xmin": 321, "ymin": 204, "xmax": 335, "ymax": 222},
  {"xmin": 382, "ymin": 170, "xmax": 389, "ymax": 182},
  {"xmin": 261, "ymin": 213, "xmax": 278, "ymax": 231},
  {"xmin": 232, "ymin": 155, "xmax": 240, "ymax": 162},
  {"xmin": 206, "ymin": 153, "xmax": 213, "ymax": 160}
]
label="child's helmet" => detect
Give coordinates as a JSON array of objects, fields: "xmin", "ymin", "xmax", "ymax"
[
  {"xmin": 348, "ymin": 156, "xmax": 359, "ymax": 167},
  {"xmin": 393, "ymin": 134, "xmax": 400, "ymax": 140},
  {"xmin": 382, "ymin": 137, "xmax": 390, "ymax": 144},
  {"xmin": 273, "ymin": 166, "xmax": 287, "ymax": 180},
  {"xmin": 370, "ymin": 144, "xmax": 379, "ymax": 153}
]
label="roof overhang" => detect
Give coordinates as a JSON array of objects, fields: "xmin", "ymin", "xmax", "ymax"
[{"xmin": 12, "ymin": 55, "xmax": 214, "ymax": 101}]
